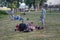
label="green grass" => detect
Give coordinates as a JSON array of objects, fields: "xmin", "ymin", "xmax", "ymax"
[{"xmin": 0, "ymin": 11, "xmax": 60, "ymax": 40}]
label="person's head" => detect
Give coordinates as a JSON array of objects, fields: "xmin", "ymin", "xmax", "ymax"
[
  {"xmin": 21, "ymin": 20, "xmax": 24, "ymax": 23},
  {"xmin": 28, "ymin": 22, "xmax": 33, "ymax": 26},
  {"xmin": 30, "ymin": 22, "xmax": 33, "ymax": 24}
]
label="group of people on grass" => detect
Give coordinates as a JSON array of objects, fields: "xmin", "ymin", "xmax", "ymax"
[
  {"xmin": 14, "ymin": 6, "xmax": 46, "ymax": 32},
  {"xmin": 15, "ymin": 20, "xmax": 43, "ymax": 32}
]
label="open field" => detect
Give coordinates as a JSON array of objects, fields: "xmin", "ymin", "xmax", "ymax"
[{"xmin": 0, "ymin": 11, "xmax": 60, "ymax": 40}]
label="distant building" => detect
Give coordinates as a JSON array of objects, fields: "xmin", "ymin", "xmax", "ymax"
[
  {"xmin": 46, "ymin": 0, "xmax": 60, "ymax": 11},
  {"xmin": 47, "ymin": 0, "xmax": 60, "ymax": 6}
]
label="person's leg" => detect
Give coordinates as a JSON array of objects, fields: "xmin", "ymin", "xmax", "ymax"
[
  {"xmin": 23, "ymin": 28, "xmax": 30, "ymax": 32},
  {"xmin": 30, "ymin": 29, "xmax": 33, "ymax": 31},
  {"xmin": 41, "ymin": 19, "xmax": 44, "ymax": 29},
  {"xmin": 10, "ymin": 15, "xmax": 14, "ymax": 20}
]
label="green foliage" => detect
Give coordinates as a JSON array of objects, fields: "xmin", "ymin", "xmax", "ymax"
[
  {"xmin": 39, "ymin": 0, "xmax": 47, "ymax": 6},
  {"xmin": 0, "ymin": 10, "xmax": 8, "ymax": 15},
  {"xmin": 6, "ymin": 0, "xmax": 16, "ymax": 3},
  {"xmin": 25, "ymin": 0, "xmax": 35, "ymax": 8},
  {"xmin": 6, "ymin": 0, "xmax": 17, "ymax": 9},
  {"xmin": 9, "ymin": 2, "xmax": 17, "ymax": 8},
  {"xmin": 25, "ymin": 0, "xmax": 47, "ymax": 8}
]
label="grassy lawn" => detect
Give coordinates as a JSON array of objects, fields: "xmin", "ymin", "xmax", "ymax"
[{"xmin": 0, "ymin": 11, "xmax": 60, "ymax": 40}]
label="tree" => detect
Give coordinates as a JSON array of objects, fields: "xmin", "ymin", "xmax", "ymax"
[
  {"xmin": 39, "ymin": 0, "xmax": 47, "ymax": 6},
  {"xmin": 25, "ymin": 0, "xmax": 47, "ymax": 8},
  {"xmin": 6, "ymin": 0, "xmax": 17, "ymax": 9},
  {"xmin": 25, "ymin": 0, "xmax": 34, "ymax": 8}
]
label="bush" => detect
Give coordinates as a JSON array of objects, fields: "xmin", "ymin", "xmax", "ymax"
[{"xmin": 0, "ymin": 10, "xmax": 8, "ymax": 15}]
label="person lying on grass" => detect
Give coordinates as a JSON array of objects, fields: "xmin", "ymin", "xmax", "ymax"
[
  {"xmin": 14, "ymin": 15, "xmax": 24, "ymax": 20},
  {"xmin": 15, "ymin": 21, "xmax": 36, "ymax": 32},
  {"xmin": 15, "ymin": 21, "xmax": 41, "ymax": 32}
]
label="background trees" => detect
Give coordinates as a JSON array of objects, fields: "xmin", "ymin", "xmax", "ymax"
[
  {"xmin": 0, "ymin": 0, "xmax": 47, "ymax": 9},
  {"xmin": 25, "ymin": 0, "xmax": 47, "ymax": 9}
]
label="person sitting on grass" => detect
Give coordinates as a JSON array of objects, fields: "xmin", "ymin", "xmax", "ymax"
[
  {"xmin": 19, "ymin": 20, "xmax": 27, "ymax": 31},
  {"xmin": 15, "ymin": 20, "xmax": 27, "ymax": 32}
]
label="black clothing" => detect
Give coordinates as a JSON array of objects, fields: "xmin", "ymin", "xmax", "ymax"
[{"xmin": 19, "ymin": 23, "xmax": 27, "ymax": 31}]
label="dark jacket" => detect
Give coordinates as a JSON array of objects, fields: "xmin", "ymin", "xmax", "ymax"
[{"xmin": 19, "ymin": 23, "xmax": 27, "ymax": 31}]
